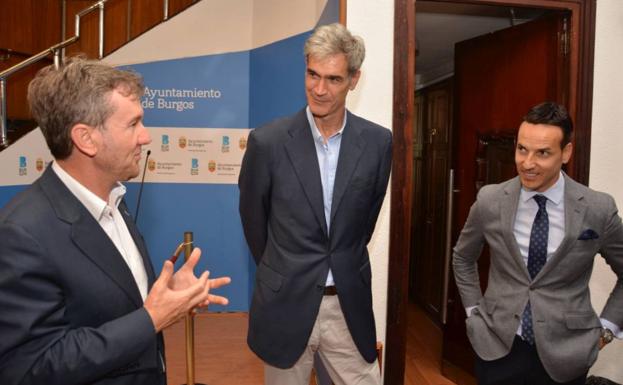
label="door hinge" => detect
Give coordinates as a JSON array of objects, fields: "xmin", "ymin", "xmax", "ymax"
[{"xmin": 561, "ymin": 17, "xmax": 570, "ymax": 56}]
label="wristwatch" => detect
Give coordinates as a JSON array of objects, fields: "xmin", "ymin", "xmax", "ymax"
[{"xmin": 601, "ymin": 328, "xmax": 614, "ymax": 345}]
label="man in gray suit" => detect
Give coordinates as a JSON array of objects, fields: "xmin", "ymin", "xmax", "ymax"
[
  {"xmin": 239, "ymin": 23, "xmax": 392, "ymax": 385},
  {"xmin": 453, "ymin": 101, "xmax": 623, "ymax": 385}
]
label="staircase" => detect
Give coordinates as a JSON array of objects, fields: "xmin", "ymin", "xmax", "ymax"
[{"xmin": 0, "ymin": 0, "xmax": 199, "ymax": 150}]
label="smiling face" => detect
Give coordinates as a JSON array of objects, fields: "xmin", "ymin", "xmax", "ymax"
[
  {"xmin": 305, "ymin": 53, "xmax": 360, "ymax": 126},
  {"xmin": 93, "ymin": 88, "xmax": 151, "ymax": 184},
  {"xmin": 515, "ymin": 121, "xmax": 572, "ymax": 192}
]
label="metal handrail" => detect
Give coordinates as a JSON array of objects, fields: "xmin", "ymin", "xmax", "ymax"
[
  {"xmin": 0, "ymin": 0, "xmax": 173, "ymax": 148},
  {"xmin": 0, "ymin": 0, "xmax": 107, "ymax": 148}
]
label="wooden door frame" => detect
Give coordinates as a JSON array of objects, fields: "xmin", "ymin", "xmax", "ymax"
[{"xmin": 385, "ymin": 0, "xmax": 596, "ymax": 384}]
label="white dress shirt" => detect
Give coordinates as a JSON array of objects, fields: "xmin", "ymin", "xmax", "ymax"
[{"xmin": 52, "ymin": 162, "xmax": 149, "ymax": 300}]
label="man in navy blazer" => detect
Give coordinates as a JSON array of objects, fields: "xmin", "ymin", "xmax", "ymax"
[
  {"xmin": 0, "ymin": 58, "xmax": 230, "ymax": 385},
  {"xmin": 239, "ymin": 23, "xmax": 392, "ymax": 384}
]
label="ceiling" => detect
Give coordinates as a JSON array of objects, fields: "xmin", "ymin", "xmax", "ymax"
[{"xmin": 415, "ymin": 1, "xmax": 547, "ymax": 88}]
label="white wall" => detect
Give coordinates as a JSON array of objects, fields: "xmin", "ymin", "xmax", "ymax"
[
  {"xmin": 346, "ymin": 0, "xmax": 394, "ymax": 371},
  {"xmin": 105, "ymin": 0, "xmax": 254, "ymax": 65},
  {"xmin": 105, "ymin": 0, "xmax": 328, "ymax": 66},
  {"xmin": 588, "ymin": 0, "xmax": 623, "ymax": 382},
  {"xmin": 252, "ymin": 0, "xmax": 325, "ymax": 48}
]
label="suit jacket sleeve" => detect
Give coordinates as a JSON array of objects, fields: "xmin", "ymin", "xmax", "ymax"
[
  {"xmin": 452, "ymin": 188, "xmax": 487, "ymax": 308},
  {"xmin": 239, "ymin": 129, "xmax": 271, "ymax": 264},
  {"xmin": 0, "ymin": 222, "xmax": 156, "ymax": 385},
  {"xmin": 597, "ymin": 195, "xmax": 623, "ymax": 328},
  {"xmin": 365, "ymin": 129, "xmax": 392, "ymax": 244}
]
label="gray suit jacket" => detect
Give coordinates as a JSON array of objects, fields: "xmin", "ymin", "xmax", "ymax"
[
  {"xmin": 453, "ymin": 174, "xmax": 623, "ymax": 383},
  {"xmin": 239, "ymin": 108, "xmax": 392, "ymax": 368},
  {"xmin": 0, "ymin": 167, "xmax": 165, "ymax": 385}
]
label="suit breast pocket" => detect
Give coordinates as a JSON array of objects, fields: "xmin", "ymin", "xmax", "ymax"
[
  {"xmin": 350, "ymin": 177, "xmax": 375, "ymax": 191},
  {"xmin": 348, "ymin": 177, "xmax": 376, "ymax": 208}
]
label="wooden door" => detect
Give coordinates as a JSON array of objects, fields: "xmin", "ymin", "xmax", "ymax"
[
  {"xmin": 410, "ymin": 79, "xmax": 452, "ymax": 323},
  {"xmin": 442, "ymin": 12, "xmax": 570, "ymax": 375}
]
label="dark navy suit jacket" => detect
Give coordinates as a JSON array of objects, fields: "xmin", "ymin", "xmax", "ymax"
[
  {"xmin": 0, "ymin": 167, "xmax": 166, "ymax": 385},
  {"xmin": 239, "ymin": 109, "xmax": 392, "ymax": 368}
]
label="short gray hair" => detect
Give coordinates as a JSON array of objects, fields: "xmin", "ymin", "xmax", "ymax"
[
  {"xmin": 304, "ymin": 23, "xmax": 365, "ymax": 75},
  {"xmin": 27, "ymin": 56, "xmax": 144, "ymax": 159}
]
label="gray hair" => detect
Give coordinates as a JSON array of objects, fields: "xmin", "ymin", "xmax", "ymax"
[
  {"xmin": 27, "ymin": 56, "xmax": 144, "ymax": 159},
  {"xmin": 304, "ymin": 23, "xmax": 365, "ymax": 75}
]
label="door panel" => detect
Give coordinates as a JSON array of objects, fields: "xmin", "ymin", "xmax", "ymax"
[
  {"xmin": 409, "ymin": 94, "xmax": 425, "ymax": 300},
  {"xmin": 411, "ymin": 79, "xmax": 452, "ymax": 323},
  {"xmin": 442, "ymin": 12, "xmax": 569, "ymax": 375}
]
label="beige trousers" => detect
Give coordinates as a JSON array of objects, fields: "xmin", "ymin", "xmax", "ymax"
[{"xmin": 264, "ymin": 295, "xmax": 381, "ymax": 385}]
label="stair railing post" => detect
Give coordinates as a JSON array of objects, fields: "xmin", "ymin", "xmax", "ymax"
[
  {"xmin": 54, "ymin": 49, "xmax": 61, "ymax": 69},
  {"xmin": 98, "ymin": 1, "xmax": 105, "ymax": 59},
  {"xmin": 61, "ymin": 0, "xmax": 67, "ymax": 59},
  {"xmin": 0, "ymin": 77, "xmax": 7, "ymax": 148}
]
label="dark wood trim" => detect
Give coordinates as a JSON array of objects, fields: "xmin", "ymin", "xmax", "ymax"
[
  {"xmin": 384, "ymin": 0, "xmax": 415, "ymax": 384},
  {"xmin": 340, "ymin": 0, "xmax": 347, "ymax": 25},
  {"xmin": 573, "ymin": 0, "xmax": 596, "ymax": 185},
  {"xmin": 386, "ymin": 0, "xmax": 596, "ymax": 383}
]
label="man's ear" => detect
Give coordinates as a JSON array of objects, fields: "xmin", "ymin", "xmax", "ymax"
[
  {"xmin": 562, "ymin": 141, "xmax": 573, "ymax": 164},
  {"xmin": 70, "ymin": 123, "xmax": 99, "ymax": 157},
  {"xmin": 349, "ymin": 70, "xmax": 361, "ymax": 90}
]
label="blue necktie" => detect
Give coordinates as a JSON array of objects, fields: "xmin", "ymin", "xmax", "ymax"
[{"xmin": 521, "ymin": 194, "xmax": 548, "ymax": 345}]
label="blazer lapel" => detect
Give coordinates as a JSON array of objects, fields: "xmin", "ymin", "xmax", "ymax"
[
  {"xmin": 534, "ymin": 174, "xmax": 587, "ymax": 281},
  {"xmin": 284, "ymin": 110, "xmax": 328, "ymax": 236},
  {"xmin": 40, "ymin": 167, "xmax": 145, "ymax": 307},
  {"xmin": 500, "ymin": 177, "xmax": 530, "ymax": 278},
  {"xmin": 71, "ymin": 217, "xmax": 145, "ymax": 307},
  {"xmin": 330, "ymin": 113, "xmax": 365, "ymax": 226},
  {"xmin": 118, "ymin": 200, "xmax": 156, "ymax": 287}
]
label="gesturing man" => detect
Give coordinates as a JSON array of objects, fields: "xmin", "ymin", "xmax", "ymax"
[{"xmin": 0, "ymin": 58, "xmax": 230, "ymax": 385}]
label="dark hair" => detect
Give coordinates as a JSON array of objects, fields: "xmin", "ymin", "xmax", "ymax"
[{"xmin": 523, "ymin": 101, "xmax": 573, "ymax": 148}]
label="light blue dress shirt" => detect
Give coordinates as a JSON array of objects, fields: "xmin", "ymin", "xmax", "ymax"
[
  {"xmin": 512, "ymin": 172, "xmax": 566, "ymax": 336},
  {"xmin": 306, "ymin": 106, "xmax": 347, "ymax": 287},
  {"xmin": 514, "ymin": 172, "xmax": 566, "ymax": 272}
]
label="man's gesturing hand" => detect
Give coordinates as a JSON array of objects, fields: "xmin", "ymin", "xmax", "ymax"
[
  {"xmin": 144, "ymin": 247, "xmax": 231, "ymax": 332},
  {"xmin": 169, "ymin": 248, "xmax": 231, "ymax": 307}
]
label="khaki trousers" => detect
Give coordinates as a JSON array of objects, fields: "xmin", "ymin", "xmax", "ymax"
[{"xmin": 264, "ymin": 295, "xmax": 381, "ymax": 385}]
